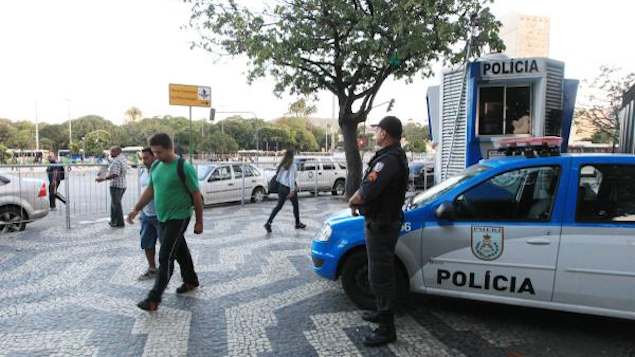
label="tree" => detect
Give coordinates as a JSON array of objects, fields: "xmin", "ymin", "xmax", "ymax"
[
  {"xmin": 69, "ymin": 142, "xmax": 81, "ymax": 154},
  {"xmin": 39, "ymin": 123, "xmax": 67, "ymax": 151},
  {"xmin": 288, "ymin": 98, "xmax": 317, "ymax": 118},
  {"xmin": 575, "ymin": 66, "xmax": 635, "ymax": 151},
  {"xmin": 0, "ymin": 143, "xmax": 9, "ymax": 164},
  {"xmin": 403, "ymin": 121, "xmax": 429, "ymax": 153},
  {"xmin": 0, "ymin": 119, "xmax": 17, "ymax": 146},
  {"xmin": 188, "ymin": 0, "xmax": 504, "ymax": 195},
  {"xmin": 83, "ymin": 130, "xmax": 112, "ymax": 156},
  {"xmin": 202, "ymin": 131, "xmax": 239, "ymax": 153},
  {"xmin": 293, "ymin": 128, "xmax": 319, "ymax": 152},
  {"xmin": 125, "ymin": 106, "xmax": 143, "ymax": 124}
]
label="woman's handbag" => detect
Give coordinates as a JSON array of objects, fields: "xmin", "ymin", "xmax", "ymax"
[{"xmin": 268, "ymin": 167, "xmax": 280, "ymax": 193}]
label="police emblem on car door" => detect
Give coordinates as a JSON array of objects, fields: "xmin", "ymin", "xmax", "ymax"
[{"xmin": 471, "ymin": 226, "xmax": 504, "ymax": 260}]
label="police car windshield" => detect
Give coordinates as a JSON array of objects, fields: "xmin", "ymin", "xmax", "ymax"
[{"xmin": 408, "ymin": 164, "xmax": 489, "ymax": 208}]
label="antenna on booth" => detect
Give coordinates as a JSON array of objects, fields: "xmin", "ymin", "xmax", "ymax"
[{"xmin": 444, "ymin": 12, "xmax": 480, "ymax": 176}]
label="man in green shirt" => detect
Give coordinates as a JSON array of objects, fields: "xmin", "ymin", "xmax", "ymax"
[{"xmin": 127, "ymin": 133, "xmax": 204, "ymax": 311}]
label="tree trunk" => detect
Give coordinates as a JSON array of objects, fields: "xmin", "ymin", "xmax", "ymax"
[{"xmin": 340, "ymin": 119, "xmax": 362, "ymax": 198}]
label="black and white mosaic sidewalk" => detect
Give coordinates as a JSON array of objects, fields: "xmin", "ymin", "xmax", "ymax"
[{"xmin": 1, "ymin": 196, "xmax": 634, "ymax": 356}]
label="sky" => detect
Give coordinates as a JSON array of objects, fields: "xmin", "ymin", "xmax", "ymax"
[{"xmin": 0, "ymin": 0, "xmax": 633, "ymax": 128}]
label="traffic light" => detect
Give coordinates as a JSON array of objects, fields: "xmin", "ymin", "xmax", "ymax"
[
  {"xmin": 386, "ymin": 99, "xmax": 395, "ymax": 112},
  {"xmin": 209, "ymin": 108, "xmax": 216, "ymax": 121}
]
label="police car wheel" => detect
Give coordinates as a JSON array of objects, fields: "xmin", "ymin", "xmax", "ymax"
[
  {"xmin": 341, "ymin": 251, "xmax": 410, "ymax": 310},
  {"xmin": 341, "ymin": 251, "xmax": 376, "ymax": 310}
]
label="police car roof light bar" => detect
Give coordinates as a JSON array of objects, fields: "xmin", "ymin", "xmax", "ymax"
[{"xmin": 494, "ymin": 136, "xmax": 562, "ymax": 158}]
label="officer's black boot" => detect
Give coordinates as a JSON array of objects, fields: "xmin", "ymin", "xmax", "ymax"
[
  {"xmin": 363, "ymin": 312, "xmax": 397, "ymax": 347},
  {"xmin": 361, "ymin": 310, "xmax": 382, "ymax": 323}
]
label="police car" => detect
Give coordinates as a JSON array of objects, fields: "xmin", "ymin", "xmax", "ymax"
[{"xmin": 311, "ymin": 138, "xmax": 635, "ymax": 320}]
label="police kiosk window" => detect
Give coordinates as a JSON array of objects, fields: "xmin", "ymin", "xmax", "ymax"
[
  {"xmin": 479, "ymin": 86, "xmax": 531, "ymax": 135},
  {"xmin": 454, "ymin": 166, "xmax": 560, "ymax": 221}
]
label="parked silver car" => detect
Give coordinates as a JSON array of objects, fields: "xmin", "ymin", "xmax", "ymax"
[{"xmin": 0, "ymin": 173, "xmax": 49, "ymax": 232}]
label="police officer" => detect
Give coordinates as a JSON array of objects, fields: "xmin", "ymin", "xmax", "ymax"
[{"xmin": 348, "ymin": 115, "xmax": 409, "ymax": 347}]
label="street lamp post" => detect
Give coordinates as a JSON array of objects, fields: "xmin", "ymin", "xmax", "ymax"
[{"xmin": 65, "ymin": 99, "xmax": 72, "ymax": 146}]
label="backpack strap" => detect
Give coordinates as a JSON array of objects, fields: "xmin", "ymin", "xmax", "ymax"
[{"xmin": 177, "ymin": 157, "xmax": 193, "ymax": 204}]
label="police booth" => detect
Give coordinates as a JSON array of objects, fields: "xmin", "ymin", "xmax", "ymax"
[{"xmin": 427, "ymin": 54, "xmax": 579, "ymax": 183}]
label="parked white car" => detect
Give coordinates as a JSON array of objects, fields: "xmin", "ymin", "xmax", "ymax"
[
  {"xmin": 295, "ymin": 156, "xmax": 347, "ymax": 195},
  {"xmin": 0, "ymin": 173, "xmax": 49, "ymax": 232},
  {"xmin": 197, "ymin": 162, "xmax": 268, "ymax": 205}
]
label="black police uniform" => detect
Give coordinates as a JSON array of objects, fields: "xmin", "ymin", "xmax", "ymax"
[{"xmin": 358, "ymin": 143, "xmax": 409, "ymax": 319}]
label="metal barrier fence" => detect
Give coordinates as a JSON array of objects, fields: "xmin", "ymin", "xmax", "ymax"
[
  {"xmin": 1, "ymin": 156, "xmax": 435, "ymax": 232},
  {"xmin": 0, "ymin": 164, "xmax": 139, "ymax": 232}
]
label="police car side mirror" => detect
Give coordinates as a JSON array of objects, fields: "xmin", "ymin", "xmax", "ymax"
[{"xmin": 435, "ymin": 202, "xmax": 456, "ymax": 221}]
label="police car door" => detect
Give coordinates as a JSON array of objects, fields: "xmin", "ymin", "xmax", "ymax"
[
  {"xmin": 554, "ymin": 159, "xmax": 635, "ymax": 314},
  {"xmin": 422, "ymin": 164, "xmax": 565, "ymax": 302}
]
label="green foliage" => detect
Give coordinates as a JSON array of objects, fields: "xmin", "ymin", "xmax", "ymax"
[
  {"xmin": 288, "ymin": 98, "xmax": 317, "ymax": 118},
  {"xmin": 590, "ymin": 130, "xmax": 613, "ymax": 144},
  {"xmin": 403, "ymin": 122, "xmax": 430, "ymax": 153},
  {"xmin": 188, "ymin": 0, "xmax": 503, "ymax": 123},
  {"xmin": 187, "ymin": 0, "xmax": 504, "ymax": 194},
  {"xmin": 69, "ymin": 143, "xmax": 81, "ymax": 154},
  {"xmin": 202, "ymin": 131, "xmax": 239, "ymax": 153},
  {"xmin": 0, "ymin": 119, "xmax": 17, "ymax": 145},
  {"xmin": 83, "ymin": 130, "xmax": 112, "ymax": 156},
  {"xmin": 0, "ymin": 143, "xmax": 8, "ymax": 164},
  {"xmin": 577, "ymin": 66, "xmax": 635, "ymax": 149}
]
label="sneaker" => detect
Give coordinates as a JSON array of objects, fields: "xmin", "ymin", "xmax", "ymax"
[
  {"xmin": 176, "ymin": 282, "xmax": 199, "ymax": 294},
  {"xmin": 137, "ymin": 298, "xmax": 159, "ymax": 311},
  {"xmin": 137, "ymin": 269, "xmax": 157, "ymax": 281},
  {"xmin": 264, "ymin": 223, "xmax": 272, "ymax": 233},
  {"xmin": 295, "ymin": 222, "xmax": 306, "ymax": 229}
]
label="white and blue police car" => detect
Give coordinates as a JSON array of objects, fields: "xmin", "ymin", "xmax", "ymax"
[{"xmin": 312, "ymin": 140, "xmax": 635, "ymax": 320}]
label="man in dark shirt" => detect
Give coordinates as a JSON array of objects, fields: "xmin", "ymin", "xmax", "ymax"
[{"xmin": 348, "ymin": 116, "xmax": 409, "ymax": 347}]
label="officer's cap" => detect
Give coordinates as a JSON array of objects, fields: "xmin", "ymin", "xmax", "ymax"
[{"xmin": 372, "ymin": 116, "xmax": 403, "ymax": 139}]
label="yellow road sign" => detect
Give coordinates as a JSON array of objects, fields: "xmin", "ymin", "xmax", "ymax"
[{"xmin": 169, "ymin": 83, "xmax": 212, "ymax": 107}]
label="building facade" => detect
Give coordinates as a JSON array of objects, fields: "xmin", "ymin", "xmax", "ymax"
[{"xmin": 500, "ymin": 14, "xmax": 551, "ymax": 58}]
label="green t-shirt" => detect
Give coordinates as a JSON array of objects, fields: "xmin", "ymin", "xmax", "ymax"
[{"xmin": 149, "ymin": 159, "xmax": 199, "ymax": 222}]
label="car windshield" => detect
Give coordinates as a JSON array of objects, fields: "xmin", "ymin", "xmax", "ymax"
[
  {"xmin": 197, "ymin": 165, "xmax": 216, "ymax": 181},
  {"xmin": 407, "ymin": 164, "xmax": 490, "ymax": 209}
]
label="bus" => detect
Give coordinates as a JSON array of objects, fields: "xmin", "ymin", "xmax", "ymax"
[
  {"xmin": 121, "ymin": 146, "xmax": 143, "ymax": 167},
  {"xmin": 6, "ymin": 149, "xmax": 49, "ymax": 164},
  {"xmin": 57, "ymin": 149, "xmax": 85, "ymax": 163}
]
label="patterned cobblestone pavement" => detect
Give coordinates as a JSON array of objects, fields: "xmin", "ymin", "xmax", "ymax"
[{"xmin": 1, "ymin": 196, "xmax": 634, "ymax": 356}]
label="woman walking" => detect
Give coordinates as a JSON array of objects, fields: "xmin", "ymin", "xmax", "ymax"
[{"xmin": 265, "ymin": 149, "xmax": 306, "ymax": 233}]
